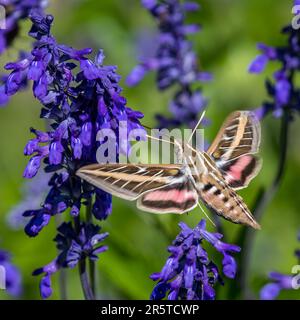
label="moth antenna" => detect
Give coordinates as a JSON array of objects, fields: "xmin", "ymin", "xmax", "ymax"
[
  {"xmin": 145, "ymin": 134, "xmax": 176, "ymax": 146},
  {"xmin": 187, "ymin": 110, "xmax": 206, "ymax": 144},
  {"xmin": 146, "ymin": 132, "xmax": 182, "ymax": 148},
  {"xmin": 197, "ymin": 201, "xmax": 216, "ymax": 227}
]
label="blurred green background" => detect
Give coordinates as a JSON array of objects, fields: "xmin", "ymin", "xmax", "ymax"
[{"xmin": 0, "ymin": 0, "xmax": 299, "ymax": 299}]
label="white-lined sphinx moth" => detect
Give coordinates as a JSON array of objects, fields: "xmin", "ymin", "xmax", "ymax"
[{"xmin": 77, "ymin": 111, "xmax": 262, "ymax": 229}]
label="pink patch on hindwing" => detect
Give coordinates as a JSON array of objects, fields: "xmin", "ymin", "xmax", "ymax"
[
  {"xmin": 226, "ymin": 155, "xmax": 252, "ymax": 182},
  {"xmin": 143, "ymin": 188, "xmax": 196, "ymax": 203}
]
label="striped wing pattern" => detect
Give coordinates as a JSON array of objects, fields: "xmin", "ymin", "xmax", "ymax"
[
  {"xmin": 207, "ymin": 111, "xmax": 261, "ymax": 190},
  {"xmin": 208, "ymin": 111, "xmax": 260, "ymax": 162},
  {"xmin": 77, "ymin": 164, "xmax": 199, "ymax": 213},
  {"xmin": 197, "ymin": 153, "xmax": 260, "ymax": 229},
  {"xmin": 77, "ymin": 164, "xmax": 182, "ymax": 200}
]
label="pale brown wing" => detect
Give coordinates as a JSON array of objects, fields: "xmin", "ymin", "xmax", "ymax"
[
  {"xmin": 208, "ymin": 111, "xmax": 261, "ymax": 162},
  {"xmin": 198, "ymin": 153, "xmax": 261, "ymax": 229},
  {"xmin": 207, "ymin": 111, "xmax": 261, "ymax": 190},
  {"xmin": 76, "ymin": 163, "xmax": 187, "ymax": 200}
]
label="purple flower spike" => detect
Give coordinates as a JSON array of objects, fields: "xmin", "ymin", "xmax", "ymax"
[
  {"xmin": 249, "ymin": 19, "xmax": 300, "ymax": 118},
  {"xmin": 0, "ymin": 11, "xmax": 145, "ymax": 244},
  {"xmin": 150, "ymin": 220, "xmax": 240, "ymax": 300},
  {"xmin": 1, "ymin": 6, "xmax": 146, "ymax": 299},
  {"xmin": 127, "ymin": 0, "xmax": 211, "ymax": 128},
  {"xmin": 33, "ymin": 222, "xmax": 108, "ymax": 299}
]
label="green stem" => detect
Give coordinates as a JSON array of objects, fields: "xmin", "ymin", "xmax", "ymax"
[
  {"xmin": 74, "ymin": 215, "xmax": 95, "ymax": 300},
  {"xmin": 86, "ymin": 198, "xmax": 96, "ymax": 296},
  {"xmin": 78, "ymin": 258, "xmax": 95, "ymax": 300},
  {"xmin": 55, "ymin": 215, "xmax": 68, "ymax": 300},
  {"xmin": 59, "ymin": 269, "xmax": 68, "ymax": 300}
]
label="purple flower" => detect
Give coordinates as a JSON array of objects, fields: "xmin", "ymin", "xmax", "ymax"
[
  {"xmin": 260, "ymin": 272, "xmax": 294, "ymax": 300},
  {"xmin": 23, "ymin": 208, "xmax": 52, "ymax": 237},
  {"xmin": 248, "ymin": 43, "xmax": 277, "ymax": 74},
  {"xmin": 32, "ymin": 260, "xmax": 59, "ymax": 299},
  {"xmin": 127, "ymin": 0, "xmax": 212, "ymax": 128},
  {"xmin": 249, "ymin": 24, "xmax": 300, "ymax": 119},
  {"xmin": 248, "ymin": 54, "xmax": 269, "ymax": 74},
  {"xmin": 92, "ymin": 190, "xmax": 112, "ymax": 220},
  {"xmin": 0, "ymin": 250, "xmax": 22, "ymax": 297},
  {"xmin": 150, "ymin": 220, "xmax": 240, "ymax": 300},
  {"xmin": 33, "ymin": 222, "xmax": 108, "ymax": 299},
  {"xmin": 23, "ymin": 155, "xmax": 43, "ymax": 179}
]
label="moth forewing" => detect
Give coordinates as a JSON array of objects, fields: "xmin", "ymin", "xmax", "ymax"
[
  {"xmin": 208, "ymin": 111, "xmax": 261, "ymax": 162},
  {"xmin": 76, "ymin": 163, "xmax": 194, "ymax": 204}
]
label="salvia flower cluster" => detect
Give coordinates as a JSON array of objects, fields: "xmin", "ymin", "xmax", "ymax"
[
  {"xmin": 33, "ymin": 222, "xmax": 108, "ymax": 299},
  {"xmin": 248, "ymin": 8, "xmax": 300, "ymax": 119},
  {"xmin": 2, "ymin": 12, "xmax": 144, "ymax": 237},
  {"xmin": 0, "ymin": 249, "xmax": 22, "ymax": 297},
  {"xmin": 127, "ymin": 0, "xmax": 212, "ymax": 128},
  {"xmin": 150, "ymin": 220, "xmax": 240, "ymax": 300},
  {"xmin": 260, "ymin": 232, "xmax": 300, "ymax": 300},
  {"xmin": 0, "ymin": 11, "xmax": 145, "ymax": 298}
]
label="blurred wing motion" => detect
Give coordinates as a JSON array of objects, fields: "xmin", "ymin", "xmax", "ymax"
[
  {"xmin": 77, "ymin": 164, "xmax": 198, "ymax": 214},
  {"xmin": 207, "ymin": 111, "xmax": 262, "ymax": 190}
]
